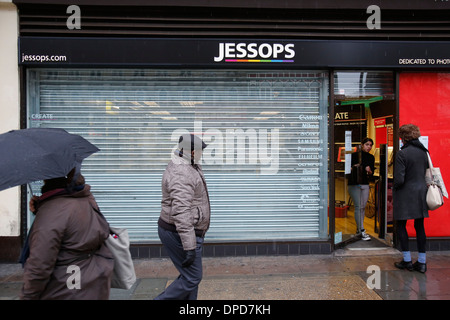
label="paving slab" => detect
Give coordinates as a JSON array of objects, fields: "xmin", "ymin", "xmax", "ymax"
[{"xmin": 196, "ymin": 274, "xmax": 382, "ymax": 300}]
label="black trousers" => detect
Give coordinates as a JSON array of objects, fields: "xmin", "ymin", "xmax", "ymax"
[{"xmin": 396, "ymin": 218, "xmax": 426, "ymax": 253}]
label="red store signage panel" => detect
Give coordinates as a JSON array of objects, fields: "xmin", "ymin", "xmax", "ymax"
[{"xmin": 399, "ymin": 73, "xmax": 450, "ymax": 237}]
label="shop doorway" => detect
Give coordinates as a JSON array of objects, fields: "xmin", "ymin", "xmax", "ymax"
[{"xmin": 332, "ymin": 71, "xmax": 395, "ymax": 249}]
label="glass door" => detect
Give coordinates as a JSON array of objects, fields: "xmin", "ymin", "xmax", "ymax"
[{"xmin": 332, "ymin": 71, "xmax": 395, "ymax": 246}]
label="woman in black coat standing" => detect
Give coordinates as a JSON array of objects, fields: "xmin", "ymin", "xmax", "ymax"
[{"xmin": 393, "ymin": 124, "xmax": 429, "ymax": 273}]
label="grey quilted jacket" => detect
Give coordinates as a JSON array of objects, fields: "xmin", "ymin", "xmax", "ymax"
[{"xmin": 159, "ymin": 153, "xmax": 211, "ymax": 250}]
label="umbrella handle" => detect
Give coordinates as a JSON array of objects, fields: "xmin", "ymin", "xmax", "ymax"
[{"xmin": 27, "ymin": 183, "xmax": 34, "ymax": 197}]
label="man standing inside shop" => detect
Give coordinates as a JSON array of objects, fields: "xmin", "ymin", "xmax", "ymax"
[{"xmin": 155, "ymin": 134, "xmax": 210, "ymax": 300}]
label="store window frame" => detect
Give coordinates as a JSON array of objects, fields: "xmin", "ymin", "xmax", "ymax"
[
  {"xmin": 23, "ymin": 67, "xmax": 331, "ymax": 245},
  {"xmin": 19, "ymin": 66, "xmax": 402, "ymax": 254},
  {"xmin": 329, "ymin": 69, "xmax": 398, "ymax": 249}
]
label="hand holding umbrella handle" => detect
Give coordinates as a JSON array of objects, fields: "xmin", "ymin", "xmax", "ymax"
[{"xmin": 29, "ymin": 195, "xmax": 39, "ymax": 214}]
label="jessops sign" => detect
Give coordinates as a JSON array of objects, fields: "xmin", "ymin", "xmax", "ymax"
[
  {"xmin": 213, "ymin": 42, "xmax": 295, "ymax": 63},
  {"xmin": 18, "ymin": 37, "xmax": 450, "ymax": 69}
]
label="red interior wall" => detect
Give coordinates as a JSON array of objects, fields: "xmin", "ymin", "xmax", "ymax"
[{"xmin": 399, "ymin": 73, "xmax": 450, "ymax": 237}]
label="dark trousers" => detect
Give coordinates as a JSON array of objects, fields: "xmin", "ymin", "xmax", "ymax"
[
  {"xmin": 154, "ymin": 226, "xmax": 204, "ymax": 300},
  {"xmin": 396, "ymin": 218, "xmax": 426, "ymax": 253}
]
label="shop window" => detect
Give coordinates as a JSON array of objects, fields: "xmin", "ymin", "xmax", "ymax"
[{"xmin": 27, "ymin": 69, "xmax": 329, "ymax": 242}]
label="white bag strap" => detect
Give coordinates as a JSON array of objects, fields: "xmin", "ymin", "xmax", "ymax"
[
  {"xmin": 427, "ymin": 152, "xmax": 436, "ymax": 181},
  {"xmin": 427, "ymin": 152, "xmax": 434, "ymax": 169}
]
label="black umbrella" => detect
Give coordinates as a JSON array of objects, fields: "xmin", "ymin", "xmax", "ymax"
[{"xmin": 0, "ymin": 128, "xmax": 99, "ymax": 192}]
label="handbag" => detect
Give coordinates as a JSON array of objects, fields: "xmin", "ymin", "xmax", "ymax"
[
  {"xmin": 106, "ymin": 226, "xmax": 137, "ymax": 290},
  {"xmin": 426, "ymin": 152, "xmax": 445, "ymax": 211},
  {"xmin": 92, "ymin": 206, "xmax": 136, "ymax": 289},
  {"xmin": 426, "ymin": 153, "xmax": 448, "ymax": 198}
]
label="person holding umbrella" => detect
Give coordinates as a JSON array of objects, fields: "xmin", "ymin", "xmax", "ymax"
[
  {"xmin": 21, "ymin": 168, "xmax": 115, "ymax": 300},
  {"xmin": 0, "ymin": 128, "xmax": 114, "ymax": 299}
]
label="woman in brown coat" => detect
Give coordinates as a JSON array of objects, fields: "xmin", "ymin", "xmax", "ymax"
[{"xmin": 21, "ymin": 170, "xmax": 114, "ymax": 300}]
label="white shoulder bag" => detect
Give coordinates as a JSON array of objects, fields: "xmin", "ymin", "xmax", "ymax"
[
  {"xmin": 106, "ymin": 226, "xmax": 137, "ymax": 290},
  {"xmin": 93, "ymin": 206, "xmax": 136, "ymax": 289},
  {"xmin": 426, "ymin": 152, "xmax": 445, "ymax": 211}
]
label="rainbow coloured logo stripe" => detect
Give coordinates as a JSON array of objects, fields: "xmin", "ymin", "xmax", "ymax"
[{"xmin": 225, "ymin": 59, "xmax": 294, "ymax": 63}]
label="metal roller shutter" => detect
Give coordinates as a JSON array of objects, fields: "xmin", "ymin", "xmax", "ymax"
[
  {"xmin": 27, "ymin": 68, "xmax": 329, "ymax": 242},
  {"xmin": 16, "ymin": 3, "xmax": 450, "ymax": 41}
]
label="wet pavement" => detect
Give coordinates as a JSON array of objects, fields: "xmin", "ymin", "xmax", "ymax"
[{"xmin": 1, "ymin": 249, "xmax": 450, "ymax": 300}]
